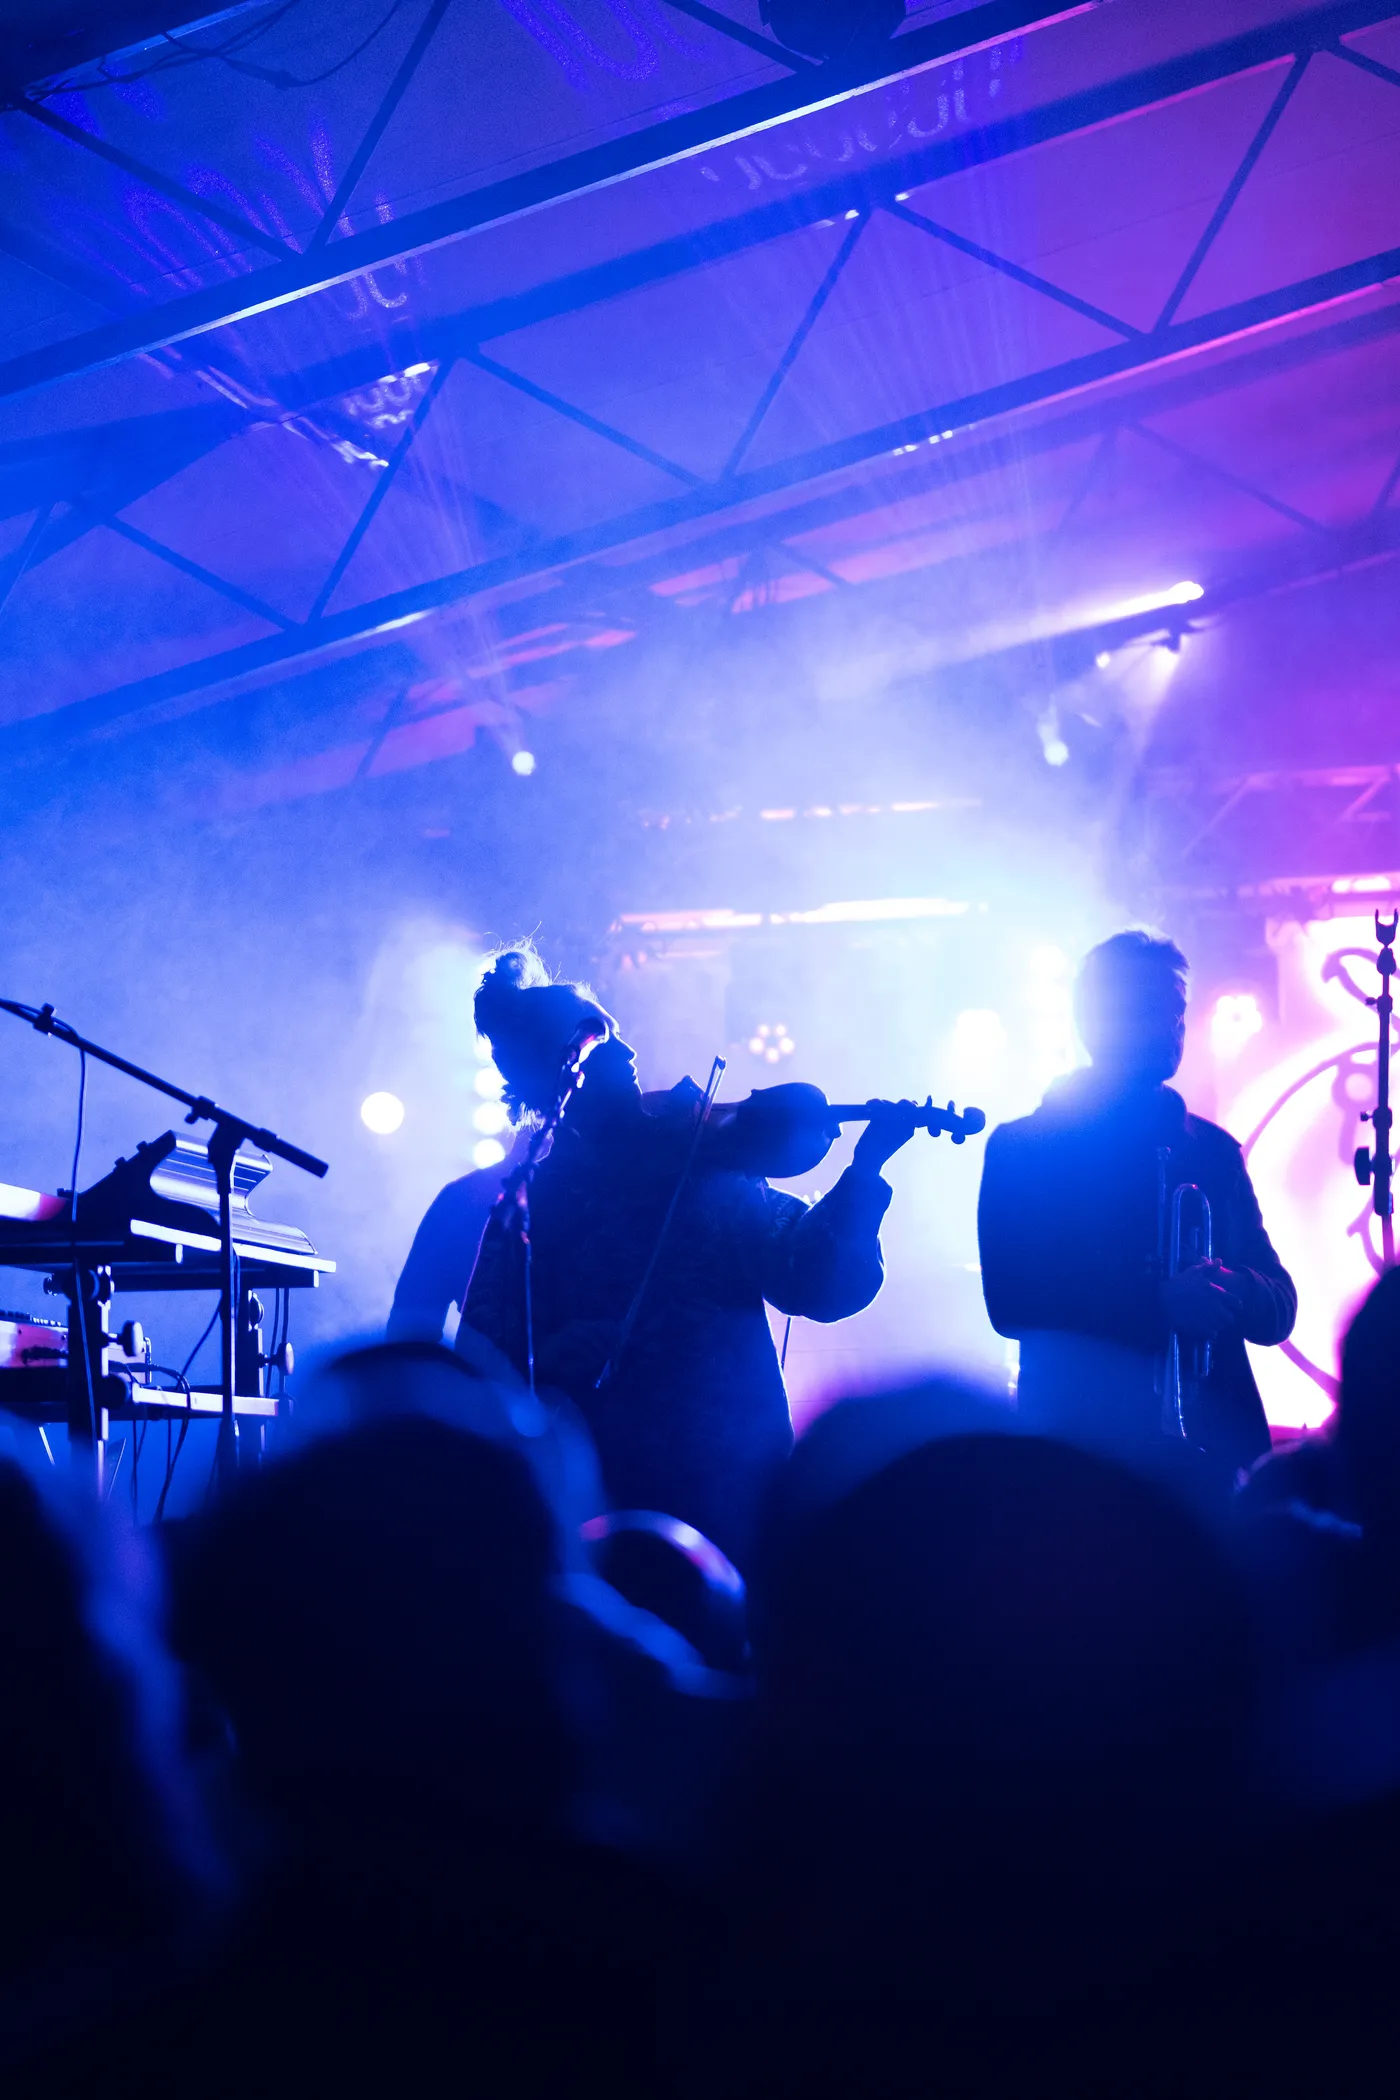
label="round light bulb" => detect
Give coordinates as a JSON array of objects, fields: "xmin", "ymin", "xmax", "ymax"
[{"xmin": 360, "ymin": 1091, "xmax": 405, "ymax": 1135}]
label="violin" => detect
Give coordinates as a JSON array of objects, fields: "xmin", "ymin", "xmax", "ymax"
[{"xmin": 701, "ymin": 1082, "xmax": 986, "ymax": 1180}]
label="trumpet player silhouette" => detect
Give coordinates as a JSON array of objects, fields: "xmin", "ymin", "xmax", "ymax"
[
  {"xmin": 458, "ymin": 948, "xmax": 919, "ymax": 1567},
  {"xmin": 977, "ymin": 932, "xmax": 1295, "ymax": 1480}
]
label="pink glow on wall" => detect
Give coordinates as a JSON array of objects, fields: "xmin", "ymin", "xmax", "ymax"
[{"xmin": 1213, "ymin": 911, "xmax": 1398, "ymax": 1435}]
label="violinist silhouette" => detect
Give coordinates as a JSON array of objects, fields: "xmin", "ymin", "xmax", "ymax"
[{"xmin": 459, "ymin": 948, "xmax": 918, "ymax": 1568}]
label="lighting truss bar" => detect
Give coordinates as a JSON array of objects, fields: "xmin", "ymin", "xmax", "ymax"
[
  {"xmin": 614, "ymin": 897, "xmax": 973, "ymax": 934},
  {"xmin": 294, "ymin": 295, "xmax": 1400, "ymax": 635},
  {"xmin": 1162, "ymin": 769, "xmax": 1400, "ymax": 903},
  {"xmin": 10, "ymin": 236, "xmax": 1400, "ymax": 754},
  {"xmin": 5, "ymin": 0, "xmax": 1396, "ymax": 399},
  {"xmin": 1243, "ymin": 875, "xmax": 1400, "ymax": 914},
  {"xmin": 231, "ymin": 0, "xmax": 1400, "ymax": 425},
  {"xmin": 1225, "ymin": 766, "xmax": 1400, "ymax": 793}
]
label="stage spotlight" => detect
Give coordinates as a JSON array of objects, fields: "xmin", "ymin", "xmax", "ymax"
[
  {"xmin": 473, "ymin": 1100, "xmax": 509, "ymax": 1135},
  {"xmin": 512, "ymin": 750, "xmax": 536, "ymax": 776},
  {"xmin": 1092, "ymin": 579, "xmax": 1204, "ymax": 625},
  {"xmin": 748, "ymin": 1022, "xmax": 796, "ymax": 1065},
  {"xmin": 1036, "ymin": 706, "xmax": 1069, "ymax": 767},
  {"xmin": 473, "ymin": 1138, "xmax": 507, "ymax": 1169},
  {"xmin": 1210, "ymin": 991, "xmax": 1264, "ymax": 1062},
  {"xmin": 1095, "ymin": 650, "xmax": 1113, "ymax": 670},
  {"xmin": 953, "ymin": 1009, "xmax": 1007, "ymax": 1059},
  {"xmin": 760, "ymin": 0, "xmax": 904, "ymax": 62},
  {"xmin": 474, "ymin": 1064, "xmax": 504, "ymax": 1098},
  {"xmin": 360, "ymin": 1091, "xmax": 405, "ymax": 1135}
]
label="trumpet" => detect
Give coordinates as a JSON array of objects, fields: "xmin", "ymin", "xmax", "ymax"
[{"xmin": 1156, "ymin": 1149, "xmax": 1213, "ymax": 1441}]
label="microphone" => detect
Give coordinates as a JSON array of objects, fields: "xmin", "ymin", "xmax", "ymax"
[{"xmin": 560, "ymin": 1016, "xmax": 610, "ymax": 1091}]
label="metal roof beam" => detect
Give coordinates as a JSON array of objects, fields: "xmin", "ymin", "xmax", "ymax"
[
  {"xmin": 1129, "ymin": 422, "xmax": 1334, "ymax": 538},
  {"xmin": 0, "ymin": 0, "xmax": 1096, "ymax": 398},
  {"xmin": 2, "ymin": 2, "xmax": 273, "ymax": 100},
  {"xmin": 513, "ymin": 293, "xmax": 1400, "ymax": 629},
  {"xmin": 659, "ymin": 0, "xmax": 817, "ymax": 72},
  {"xmin": 0, "ymin": 501, "xmax": 55, "ymax": 617},
  {"xmin": 308, "ymin": 354, "xmax": 455, "ymax": 620},
  {"xmin": 723, "ymin": 209, "xmax": 868, "ymax": 476},
  {"xmin": 1154, "ymin": 48, "xmax": 1312, "ymax": 329},
  {"xmin": 11, "ymin": 93, "xmax": 296, "ymax": 260},
  {"xmin": 11, "ymin": 1, "xmax": 1398, "ymax": 400},
  {"xmin": 306, "ymin": 0, "xmax": 455, "ymax": 252},
  {"xmin": 9, "ymin": 234, "xmax": 1400, "ymax": 752}
]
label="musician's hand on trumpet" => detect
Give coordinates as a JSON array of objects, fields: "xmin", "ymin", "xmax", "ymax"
[
  {"xmin": 1160, "ymin": 1259, "xmax": 1246, "ymax": 1339},
  {"xmin": 851, "ymin": 1098, "xmax": 921, "ymax": 1176}
]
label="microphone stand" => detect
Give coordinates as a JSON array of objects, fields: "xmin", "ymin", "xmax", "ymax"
[
  {"xmin": 496, "ymin": 1028, "xmax": 603, "ymax": 1397},
  {"xmin": 1, "ymin": 998, "xmax": 327, "ymax": 1490},
  {"xmin": 1353, "ymin": 910, "xmax": 1397, "ymax": 1268}
]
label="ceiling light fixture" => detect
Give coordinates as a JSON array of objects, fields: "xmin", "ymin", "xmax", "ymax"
[{"xmin": 1092, "ymin": 580, "xmax": 1204, "ymax": 625}]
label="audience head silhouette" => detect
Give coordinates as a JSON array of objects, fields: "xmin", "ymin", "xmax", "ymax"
[
  {"xmin": 1336, "ymin": 1264, "xmax": 1400, "ymax": 1490},
  {"xmin": 0, "ymin": 1460, "xmax": 216, "ymax": 2045},
  {"xmin": 752, "ymin": 1432, "xmax": 1250, "ymax": 2004},
  {"xmin": 170, "ymin": 1414, "xmax": 567, "ymax": 1875}
]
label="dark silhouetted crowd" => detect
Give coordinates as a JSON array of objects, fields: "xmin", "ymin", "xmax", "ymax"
[{"xmin": 5, "ymin": 1266, "xmax": 1400, "ymax": 2094}]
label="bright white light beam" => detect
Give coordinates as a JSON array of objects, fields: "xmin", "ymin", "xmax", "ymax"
[{"xmin": 1091, "ymin": 580, "xmax": 1204, "ymax": 625}]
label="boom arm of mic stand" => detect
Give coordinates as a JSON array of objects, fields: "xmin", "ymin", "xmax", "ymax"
[{"xmin": 0, "ymin": 999, "xmax": 328, "ymax": 1178}]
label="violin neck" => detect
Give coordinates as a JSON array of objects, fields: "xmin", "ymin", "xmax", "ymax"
[
  {"xmin": 826, "ymin": 1102, "xmax": 935, "ymax": 1129},
  {"xmin": 826, "ymin": 1101, "xmax": 968, "ymax": 1138}
]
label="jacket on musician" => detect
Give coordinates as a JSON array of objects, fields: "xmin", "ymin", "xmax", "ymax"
[
  {"xmin": 387, "ymin": 1133, "xmax": 528, "ymax": 1343},
  {"xmin": 460, "ymin": 1079, "xmax": 892, "ymax": 1569},
  {"xmin": 977, "ymin": 1071, "xmax": 1296, "ymax": 1474}
]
